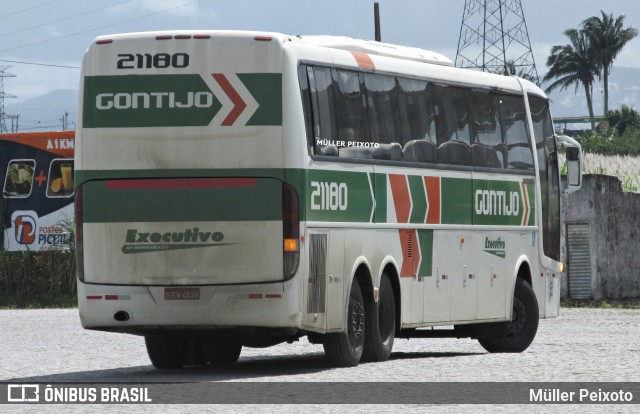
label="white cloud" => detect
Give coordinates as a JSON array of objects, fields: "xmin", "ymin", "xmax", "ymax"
[{"xmin": 108, "ymin": 0, "xmax": 216, "ymax": 20}]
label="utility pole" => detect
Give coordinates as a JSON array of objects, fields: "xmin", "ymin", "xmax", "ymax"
[
  {"xmin": 0, "ymin": 66, "xmax": 17, "ymax": 133},
  {"xmin": 455, "ymin": 0, "xmax": 539, "ymax": 84},
  {"xmin": 374, "ymin": 2, "xmax": 382, "ymax": 42},
  {"xmin": 7, "ymin": 114, "xmax": 19, "ymax": 133},
  {"xmin": 60, "ymin": 111, "xmax": 69, "ymax": 131}
]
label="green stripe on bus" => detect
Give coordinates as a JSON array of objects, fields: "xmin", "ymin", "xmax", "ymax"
[
  {"xmin": 408, "ymin": 175, "xmax": 427, "ymax": 224},
  {"xmin": 472, "ymin": 179, "xmax": 528, "ymax": 226},
  {"xmin": 373, "ymin": 173, "xmax": 387, "ymax": 223},
  {"xmin": 238, "ymin": 73, "xmax": 282, "ymax": 126},
  {"xmin": 82, "ymin": 73, "xmax": 283, "ymax": 128},
  {"xmin": 306, "ymin": 169, "xmax": 373, "ymax": 222},
  {"xmin": 527, "ymin": 183, "xmax": 536, "ymax": 226},
  {"xmin": 82, "ymin": 178, "xmax": 282, "ymax": 223},
  {"xmin": 77, "ymin": 168, "xmax": 537, "ymax": 226},
  {"xmin": 83, "ymin": 75, "xmax": 223, "ymax": 128},
  {"xmin": 441, "ymin": 177, "xmax": 473, "ymax": 225},
  {"xmin": 417, "ymin": 229, "xmax": 433, "ymax": 277}
]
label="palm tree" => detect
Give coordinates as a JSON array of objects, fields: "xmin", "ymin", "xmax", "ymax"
[
  {"xmin": 583, "ymin": 11, "xmax": 638, "ymax": 114},
  {"xmin": 543, "ymin": 28, "xmax": 600, "ymax": 130}
]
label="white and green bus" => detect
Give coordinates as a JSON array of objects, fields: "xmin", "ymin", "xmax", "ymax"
[{"xmin": 76, "ymin": 31, "xmax": 582, "ymax": 368}]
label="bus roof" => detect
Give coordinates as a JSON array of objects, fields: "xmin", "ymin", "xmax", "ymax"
[
  {"xmin": 296, "ymin": 35, "xmax": 454, "ymax": 67},
  {"xmin": 86, "ymin": 30, "xmax": 546, "ymax": 99}
]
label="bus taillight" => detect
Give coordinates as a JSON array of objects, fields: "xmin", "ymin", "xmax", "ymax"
[
  {"xmin": 74, "ymin": 186, "xmax": 84, "ymax": 282},
  {"xmin": 283, "ymin": 182, "xmax": 299, "ymax": 279}
]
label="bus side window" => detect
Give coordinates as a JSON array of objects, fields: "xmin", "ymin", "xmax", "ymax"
[
  {"xmin": 298, "ymin": 65, "xmax": 315, "ymax": 155},
  {"xmin": 306, "ymin": 66, "xmax": 336, "ymax": 156},
  {"xmin": 365, "ymin": 73, "xmax": 400, "ymax": 146},
  {"xmin": 364, "ymin": 73, "xmax": 402, "ymax": 161},
  {"xmin": 332, "ymin": 69, "xmax": 369, "ymax": 158},
  {"xmin": 470, "ymin": 90, "xmax": 504, "ymax": 169},
  {"xmin": 433, "ymin": 85, "xmax": 472, "ymax": 166},
  {"xmin": 3, "ymin": 159, "xmax": 35, "ymax": 198},
  {"xmin": 397, "ymin": 77, "xmax": 437, "ymax": 164},
  {"xmin": 500, "ymin": 95, "xmax": 534, "ymax": 171}
]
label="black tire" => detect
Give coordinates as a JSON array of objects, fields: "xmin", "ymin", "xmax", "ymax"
[
  {"xmin": 144, "ymin": 335, "xmax": 188, "ymax": 369},
  {"xmin": 204, "ymin": 340, "xmax": 242, "ymax": 366},
  {"xmin": 323, "ymin": 279, "xmax": 365, "ymax": 367},
  {"xmin": 478, "ymin": 278, "xmax": 539, "ymax": 353},
  {"xmin": 184, "ymin": 341, "xmax": 209, "ymax": 366},
  {"xmin": 363, "ymin": 274, "xmax": 395, "ymax": 362}
]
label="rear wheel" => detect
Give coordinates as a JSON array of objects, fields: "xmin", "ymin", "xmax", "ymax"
[
  {"xmin": 323, "ymin": 279, "xmax": 365, "ymax": 367},
  {"xmin": 478, "ymin": 278, "xmax": 539, "ymax": 353},
  {"xmin": 204, "ymin": 340, "xmax": 242, "ymax": 366},
  {"xmin": 144, "ymin": 335, "xmax": 188, "ymax": 369},
  {"xmin": 184, "ymin": 341, "xmax": 209, "ymax": 366},
  {"xmin": 363, "ymin": 274, "xmax": 395, "ymax": 361}
]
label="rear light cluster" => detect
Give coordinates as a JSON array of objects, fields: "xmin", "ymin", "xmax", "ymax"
[
  {"xmin": 74, "ymin": 186, "xmax": 84, "ymax": 282},
  {"xmin": 97, "ymin": 34, "xmax": 272, "ymax": 45},
  {"xmin": 283, "ymin": 183, "xmax": 299, "ymax": 279},
  {"xmin": 155, "ymin": 34, "xmax": 211, "ymax": 40}
]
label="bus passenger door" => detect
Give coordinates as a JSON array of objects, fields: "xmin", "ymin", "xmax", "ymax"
[{"xmin": 440, "ymin": 174, "xmax": 476, "ymax": 322}]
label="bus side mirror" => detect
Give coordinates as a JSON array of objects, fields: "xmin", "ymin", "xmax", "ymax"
[
  {"xmin": 566, "ymin": 147, "xmax": 581, "ymax": 188},
  {"xmin": 556, "ymin": 135, "xmax": 582, "ymax": 193}
]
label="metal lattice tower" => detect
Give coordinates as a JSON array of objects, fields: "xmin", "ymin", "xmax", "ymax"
[
  {"xmin": 455, "ymin": 0, "xmax": 539, "ymax": 84},
  {"xmin": 0, "ymin": 66, "xmax": 17, "ymax": 133}
]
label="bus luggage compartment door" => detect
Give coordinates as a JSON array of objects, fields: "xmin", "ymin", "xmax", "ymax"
[{"xmin": 79, "ymin": 176, "xmax": 285, "ymax": 285}]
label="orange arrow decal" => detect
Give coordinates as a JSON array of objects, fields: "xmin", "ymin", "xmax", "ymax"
[{"xmin": 212, "ymin": 73, "xmax": 247, "ymax": 126}]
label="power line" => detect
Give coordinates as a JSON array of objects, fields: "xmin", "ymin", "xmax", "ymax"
[
  {"xmin": 0, "ymin": 0, "xmax": 63, "ymax": 19},
  {"xmin": 0, "ymin": 59, "xmax": 79, "ymax": 69},
  {"xmin": 0, "ymin": 0, "xmax": 132, "ymax": 38},
  {"xmin": 0, "ymin": 0, "xmax": 205, "ymax": 53}
]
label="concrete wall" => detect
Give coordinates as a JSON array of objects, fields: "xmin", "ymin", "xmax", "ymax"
[{"xmin": 563, "ymin": 174, "xmax": 640, "ymax": 299}]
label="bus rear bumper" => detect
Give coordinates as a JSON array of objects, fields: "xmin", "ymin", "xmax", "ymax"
[{"xmin": 77, "ymin": 278, "xmax": 302, "ymax": 332}]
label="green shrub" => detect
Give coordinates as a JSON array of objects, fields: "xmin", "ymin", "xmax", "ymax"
[{"xmin": 0, "ymin": 251, "xmax": 76, "ymax": 306}]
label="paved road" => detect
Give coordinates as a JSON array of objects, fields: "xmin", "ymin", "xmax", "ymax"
[{"xmin": 1, "ymin": 308, "xmax": 639, "ymax": 412}]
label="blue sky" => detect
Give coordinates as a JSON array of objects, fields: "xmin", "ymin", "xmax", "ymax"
[{"xmin": 1, "ymin": 0, "xmax": 639, "ymax": 102}]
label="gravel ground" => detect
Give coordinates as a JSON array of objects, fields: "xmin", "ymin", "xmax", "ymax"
[{"xmin": 1, "ymin": 307, "xmax": 638, "ymax": 413}]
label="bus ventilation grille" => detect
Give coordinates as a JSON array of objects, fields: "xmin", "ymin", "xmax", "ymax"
[{"xmin": 308, "ymin": 234, "xmax": 327, "ymax": 314}]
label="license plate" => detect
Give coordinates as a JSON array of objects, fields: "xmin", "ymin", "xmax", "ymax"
[{"xmin": 164, "ymin": 287, "xmax": 201, "ymax": 300}]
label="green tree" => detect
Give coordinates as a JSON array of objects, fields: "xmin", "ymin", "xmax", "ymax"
[
  {"xmin": 583, "ymin": 11, "xmax": 638, "ymax": 115},
  {"xmin": 543, "ymin": 28, "xmax": 600, "ymax": 130},
  {"xmin": 606, "ymin": 105, "xmax": 640, "ymax": 136}
]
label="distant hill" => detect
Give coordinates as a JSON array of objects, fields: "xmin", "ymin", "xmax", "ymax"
[
  {"xmin": 4, "ymin": 66, "xmax": 640, "ymax": 131},
  {"xmin": 4, "ymin": 89, "xmax": 77, "ymax": 133}
]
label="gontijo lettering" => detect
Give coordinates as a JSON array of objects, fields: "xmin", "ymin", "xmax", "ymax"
[
  {"xmin": 475, "ymin": 189, "xmax": 520, "ymax": 216},
  {"xmin": 96, "ymin": 91, "xmax": 214, "ymax": 110}
]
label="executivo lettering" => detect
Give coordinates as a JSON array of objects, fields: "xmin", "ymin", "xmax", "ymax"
[
  {"xmin": 483, "ymin": 237, "xmax": 506, "ymax": 258},
  {"xmin": 122, "ymin": 228, "xmax": 230, "ymax": 254}
]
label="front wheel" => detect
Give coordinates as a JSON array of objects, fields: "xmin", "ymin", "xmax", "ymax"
[
  {"xmin": 323, "ymin": 279, "xmax": 365, "ymax": 367},
  {"xmin": 478, "ymin": 278, "xmax": 539, "ymax": 353}
]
